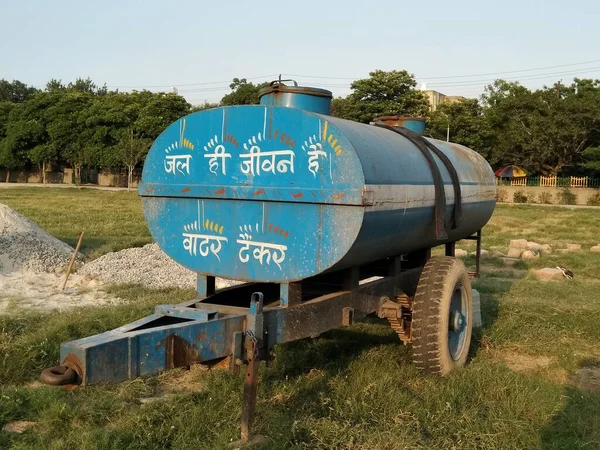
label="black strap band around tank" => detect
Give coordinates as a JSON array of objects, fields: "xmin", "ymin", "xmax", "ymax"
[{"xmin": 373, "ymin": 124, "xmax": 463, "ymax": 240}]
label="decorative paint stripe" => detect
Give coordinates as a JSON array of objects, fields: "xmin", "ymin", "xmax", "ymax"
[{"xmin": 138, "ymin": 183, "xmax": 495, "ymax": 209}]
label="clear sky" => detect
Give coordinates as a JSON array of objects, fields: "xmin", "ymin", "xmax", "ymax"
[{"xmin": 2, "ymin": 0, "xmax": 599, "ymax": 104}]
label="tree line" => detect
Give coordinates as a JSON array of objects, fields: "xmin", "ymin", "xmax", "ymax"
[
  {"xmin": 219, "ymin": 71, "xmax": 600, "ymax": 177},
  {"xmin": 1, "ymin": 71, "xmax": 599, "ymax": 188},
  {"xmin": 0, "ymin": 78, "xmax": 190, "ymax": 185}
]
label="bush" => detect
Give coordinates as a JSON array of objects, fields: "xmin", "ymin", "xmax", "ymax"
[
  {"xmin": 586, "ymin": 192, "xmax": 600, "ymax": 206},
  {"xmin": 513, "ymin": 190, "xmax": 528, "ymax": 203},
  {"xmin": 496, "ymin": 189, "xmax": 508, "ymax": 202},
  {"xmin": 558, "ymin": 188, "xmax": 578, "ymax": 205},
  {"xmin": 538, "ymin": 191, "xmax": 553, "ymax": 204}
]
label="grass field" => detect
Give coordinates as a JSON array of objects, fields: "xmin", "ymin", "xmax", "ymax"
[{"xmin": 1, "ymin": 187, "xmax": 600, "ymax": 449}]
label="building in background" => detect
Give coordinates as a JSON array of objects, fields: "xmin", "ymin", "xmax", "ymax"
[{"xmin": 421, "ymin": 84, "xmax": 465, "ymax": 111}]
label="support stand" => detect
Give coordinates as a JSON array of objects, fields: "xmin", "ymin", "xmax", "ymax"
[
  {"xmin": 462, "ymin": 229, "xmax": 482, "ymax": 278},
  {"xmin": 240, "ymin": 292, "xmax": 264, "ymax": 444}
]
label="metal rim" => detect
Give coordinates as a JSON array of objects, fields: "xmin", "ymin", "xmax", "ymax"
[
  {"xmin": 448, "ymin": 283, "xmax": 469, "ymax": 361},
  {"xmin": 258, "ymin": 85, "xmax": 333, "ymax": 99}
]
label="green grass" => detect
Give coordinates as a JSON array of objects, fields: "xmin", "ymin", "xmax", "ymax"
[
  {"xmin": 0, "ymin": 188, "xmax": 151, "ymax": 258},
  {"xmin": 1, "ymin": 188, "xmax": 600, "ymax": 449}
]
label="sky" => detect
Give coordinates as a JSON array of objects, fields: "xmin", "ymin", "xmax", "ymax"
[{"xmin": 2, "ymin": 0, "xmax": 600, "ymax": 105}]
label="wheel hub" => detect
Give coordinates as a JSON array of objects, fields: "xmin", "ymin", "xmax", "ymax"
[{"xmin": 449, "ymin": 310, "xmax": 464, "ymax": 332}]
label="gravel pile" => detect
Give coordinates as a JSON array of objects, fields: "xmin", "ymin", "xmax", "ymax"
[
  {"xmin": 79, "ymin": 243, "xmax": 242, "ymax": 289},
  {"xmin": 0, "ymin": 203, "xmax": 76, "ymax": 273}
]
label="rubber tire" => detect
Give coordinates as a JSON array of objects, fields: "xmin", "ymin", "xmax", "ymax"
[{"xmin": 411, "ymin": 256, "xmax": 473, "ymax": 375}]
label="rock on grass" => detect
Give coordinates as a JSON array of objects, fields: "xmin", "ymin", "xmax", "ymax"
[
  {"xmin": 507, "ymin": 247, "xmax": 522, "ymax": 258},
  {"xmin": 534, "ymin": 268, "xmax": 564, "ymax": 280},
  {"xmin": 510, "ymin": 239, "xmax": 529, "ymax": 250},
  {"xmin": 521, "ymin": 250, "xmax": 540, "ymax": 261}
]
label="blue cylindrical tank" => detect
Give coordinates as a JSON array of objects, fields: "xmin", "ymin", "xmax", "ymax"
[
  {"xmin": 139, "ymin": 93, "xmax": 495, "ymax": 283},
  {"xmin": 259, "ymin": 83, "xmax": 333, "ymax": 115}
]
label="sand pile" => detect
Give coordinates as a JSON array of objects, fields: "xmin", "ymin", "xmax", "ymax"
[
  {"xmin": 0, "ymin": 203, "xmax": 117, "ymax": 313},
  {"xmin": 0, "ymin": 203, "xmax": 78, "ymax": 273},
  {"xmin": 0, "ymin": 271, "xmax": 121, "ymax": 313},
  {"xmin": 79, "ymin": 243, "xmax": 241, "ymax": 290}
]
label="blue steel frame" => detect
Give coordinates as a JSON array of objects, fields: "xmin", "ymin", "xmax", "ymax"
[{"xmin": 58, "ymin": 258, "xmax": 422, "ymax": 386}]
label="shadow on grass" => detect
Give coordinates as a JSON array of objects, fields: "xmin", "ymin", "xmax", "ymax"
[
  {"xmin": 64, "ymin": 236, "xmax": 109, "ymax": 254},
  {"xmin": 469, "ymin": 275, "xmax": 513, "ymax": 360},
  {"xmin": 266, "ymin": 319, "xmax": 403, "ymax": 381},
  {"xmin": 540, "ymin": 358, "xmax": 600, "ymax": 449},
  {"xmin": 269, "ymin": 264, "xmax": 518, "ymax": 383},
  {"xmin": 59, "ymin": 236, "xmax": 152, "ymax": 258}
]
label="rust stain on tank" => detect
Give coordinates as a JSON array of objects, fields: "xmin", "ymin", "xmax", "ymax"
[
  {"xmin": 252, "ymin": 189, "xmax": 266, "ymax": 196},
  {"xmin": 215, "ymin": 188, "xmax": 226, "ymax": 195},
  {"xmin": 145, "ymin": 187, "xmax": 155, "ymax": 194},
  {"xmin": 193, "ymin": 331, "xmax": 207, "ymax": 347},
  {"xmin": 331, "ymin": 193, "xmax": 345, "ymax": 200},
  {"xmin": 291, "ymin": 192, "xmax": 304, "ymax": 199},
  {"xmin": 181, "ymin": 187, "xmax": 191, "ymax": 193}
]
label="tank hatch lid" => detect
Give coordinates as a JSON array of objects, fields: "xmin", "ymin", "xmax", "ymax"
[{"xmin": 138, "ymin": 105, "xmax": 367, "ymax": 206}]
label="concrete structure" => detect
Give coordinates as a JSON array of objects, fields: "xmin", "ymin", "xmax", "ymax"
[
  {"xmin": 423, "ymin": 90, "xmax": 466, "ymax": 112},
  {"xmin": 496, "ymin": 185, "xmax": 600, "ymax": 206}
]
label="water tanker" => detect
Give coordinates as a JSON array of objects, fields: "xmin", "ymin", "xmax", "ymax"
[
  {"xmin": 42, "ymin": 80, "xmax": 495, "ymax": 444},
  {"xmin": 139, "ymin": 83, "xmax": 495, "ymax": 283}
]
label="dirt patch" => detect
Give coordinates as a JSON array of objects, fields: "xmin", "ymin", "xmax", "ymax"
[
  {"xmin": 158, "ymin": 364, "xmax": 208, "ymax": 395},
  {"xmin": 2, "ymin": 421, "xmax": 36, "ymax": 434},
  {"xmin": 570, "ymin": 367, "xmax": 600, "ymax": 392},
  {"xmin": 501, "ymin": 352, "xmax": 555, "ymax": 372}
]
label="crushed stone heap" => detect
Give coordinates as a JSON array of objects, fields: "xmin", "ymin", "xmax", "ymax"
[
  {"xmin": 0, "ymin": 203, "xmax": 76, "ymax": 273},
  {"xmin": 79, "ymin": 243, "xmax": 242, "ymax": 290}
]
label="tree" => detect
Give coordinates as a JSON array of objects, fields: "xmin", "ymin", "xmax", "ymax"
[
  {"xmin": 334, "ymin": 70, "xmax": 429, "ymax": 123},
  {"xmin": 482, "ymin": 78, "xmax": 600, "ymax": 174},
  {"xmin": 220, "ymin": 78, "xmax": 268, "ymax": 106},
  {"xmin": 191, "ymin": 102, "xmax": 219, "ymax": 113},
  {"xmin": 117, "ymin": 129, "xmax": 151, "ymax": 190},
  {"xmin": 80, "ymin": 93, "xmax": 134, "ymax": 169},
  {"xmin": 45, "ymin": 92, "xmax": 94, "ymax": 184},
  {"xmin": 67, "ymin": 77, "xmax": 108, "ymax": 96},
  {"xmin": 582, "ymin": 147, "xmax": 600, "ymax": 172},
  {"xmin": 28, "ymin": 144, "xmax": 57, "ymax": 183},
  {"xmin": 46, "ymin": 79, "xmax": 66, "ymax": 92},
  {"xmin": 133, "ymin": 92, "xmax": 191, "ymax": 139},
  {"xmin": 330, "ymin": 97, "xmax": 353, "ymax": 120},
  {"xmin": 427, "ymin": 98, "xmax": 492, "ymax": 158},
  {"xmin": 0, "ymin": 79, "xmax": 39, "ymax": 103},
  {"xmin": 0, "ymin": 102, "xmax": 13, "ymax": 180},
  {"xmin": 0, "ymin": 102, "xmax": 14, "ymax": 138},
  {"xmin": 0, "ymin": 92, "xmax": 59, "ymax": 182},
  {"xmin": 0, "ymin": 78, "xmax": 201, "ymax": 183}
]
